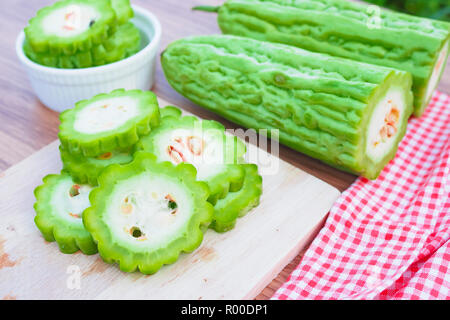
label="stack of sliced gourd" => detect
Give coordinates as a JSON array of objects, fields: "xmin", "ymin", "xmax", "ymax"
[
  {"xmin": 24, "ymin": 0, "xmax": 140, "ymax": 68},
  {"xmin": 34, "ymin": 89, "xmax": 262, "ymax": 274}
]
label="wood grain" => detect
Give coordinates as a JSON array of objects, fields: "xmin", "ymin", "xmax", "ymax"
[{"xmin": 0, "ymin": 0, "xmax": 449, "ymax": 299}]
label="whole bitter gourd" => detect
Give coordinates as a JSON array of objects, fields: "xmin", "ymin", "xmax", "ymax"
[
  {"xmin": 194, "ymin": 0, "xmax": 450, "ymax": 116},
  {"xmin": 161, "ymin": 35, "xmax": 414, "ymax": 179}
]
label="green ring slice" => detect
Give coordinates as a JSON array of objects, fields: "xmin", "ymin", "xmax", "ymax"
[
  {"xmin": 60, "ymin": 145, "xmax": 134, "ymax": 186},
  {"xmin": 111, "ymin": 0, "xmax": 134, "ymax": 25},
  {"xmin": 135, "ymin": 107, "xmax": 247, "ymax": 204},
  {"xmin": 25, "ymin": 0, "xmax": 117, "ymax": 55},
  {"xmin": 24, "ymin": 22, "xmax": 140, "ymax": 68},
  {"xmin": 59, "ymin": 89, "xmax": 160, "ymax": 157},
  {"xmin": 83, "ymin": 152, "xmax": 214, "ymax": 274},
  {"xmin": 34, "ymin": 173, "xmax": 97, "ymax": 255},
  {"xmin": 210, "ymin": 164, "xmax": 262, "ymax": 233}
]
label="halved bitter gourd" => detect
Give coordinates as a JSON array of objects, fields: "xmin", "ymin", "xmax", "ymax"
[
  {"xmin": 25, "ymin": 0, "xmax": 117, "ymax": 55},
  {"xmin": 195, "ymin": 0, "xmax": 450, "ymax": 116},
  {"xmin": 135, "ymin": 107, "xmax": 247, "ymax": 204},
  {"xmin": 24, "ymin": 22, "xmax": 140, "ymax": 68},
  {"xmin": 34, "ymin": 173, "xmax": 97, "ymax": 255},
  {"xmin": 83, "ymin": 152, "xmax": 214, "ymax": 274},
  {"xmin": 161, "ymin": 35, "xmax": 414, "ymax": 179},
  {"xmin": 59, "ymin": 89, "xmax": 160, "ymax": 157},
  {"xmin": 60, "ymin": 145, "xmax": 133, "ymax": 186},
  {"xmin": 210, "ymin": 164, "xmax": 262, "ymax": 233}
]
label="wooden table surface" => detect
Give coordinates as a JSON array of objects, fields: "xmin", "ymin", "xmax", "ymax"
[{"xmin": 0, "ymin": 0, "xmax": 449, "ymax": 300}]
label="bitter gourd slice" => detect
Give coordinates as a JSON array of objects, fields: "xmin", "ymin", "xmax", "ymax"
[
  {"xmin": 111, "ymin": 0, "xmax": 134, "ymax": 25},
  {"xmin": 24, "ymin": 22, "xmax": 140, "ymax": 68},
  {"xmin": 34, "ymin": 173, "xmax": 97, "ymax": 255},
  {"xmin": 135, "ymin": 107, "xmax": 247, "ymax": 204},
  {"xmin": 60, "ymin": 145, "xmax": 133, "ymax": 186},
  {"xmin": 161, "ymin": 35, "xmax": 414, "ymax": 179},
  {"xmin": 83, "ymin": 152, "xmax": 214, "ymax": 274},
  {"xmin": 210, "ymin": 164, "xmax": 262, "ymax": 233},
  {"xmin": 195, "ymin": 0, "xmax": 450, "ymax": 116},
  {"xmin": 92, "ymin": 22, "xmax": 140, "ymax": 66},
  {"xmin": 25, "ymin": 0, "xmax": 117, "ymax": 55},
  {"xmin": 159, "ymin": 105, "xmax": 183, "ymax": 119},
  {"xmin": 59, "ymin": 89, "xmax": 160, "ymax": 157}
]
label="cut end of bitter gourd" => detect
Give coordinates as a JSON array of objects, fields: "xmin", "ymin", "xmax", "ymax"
[
  {"xmin": 211, "ymin": 164, "xmax": 262, "ymax": 233},
  {"xmin": 83, "ymin": 152, "xmax": 214, "ymax": 274},
  {"xmin": 33, "ymin": 173, "xmax": 97, "ymax": 255},
  {"xmin": 366, "ymin": 87, "xmax": 409, "ymax": 163},
  {"xmin": 60, "ymin": 145, "xmax": 134, "ymax": 186},
  {"xmin": 25, "ymin": 0, "xmax": 117, "ymax": 54},
  {"xmin": 59, "ymin": 89, "xmax": 160, "ymax": 157},
  {"xmin": 420, "ymin": 40, "xmax": 449, "ymax": 116},
  {"xmin": 135, "ymin": 109, "xmax": 247, "ymax": 203},
  {"xmin": 362, "ymin": 71, "xmax": 413, "ymax": 179}
]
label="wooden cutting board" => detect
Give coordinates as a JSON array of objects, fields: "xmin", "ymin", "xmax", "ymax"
[{"xmin": 0, "ymin": 98, "xmax": 340, "ymax": 300}]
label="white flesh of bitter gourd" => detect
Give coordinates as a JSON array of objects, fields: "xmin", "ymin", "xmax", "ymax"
[
  {"xmin": 366, "ymin": 87, "xmax": 408, "ymax": 163},
  {"xmin": 74, "ymin": 96, "xmax": 140, "ymax": 134}
]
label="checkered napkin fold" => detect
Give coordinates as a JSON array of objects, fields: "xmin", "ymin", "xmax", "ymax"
[{"xmin": 273, "ymin": 91, "xmax": 450, "ymax": 300}]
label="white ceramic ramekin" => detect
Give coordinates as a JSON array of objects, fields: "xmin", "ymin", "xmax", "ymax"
[{"xmin": 16, "ymin": 5, "xmax": 161, "ymax": 112}]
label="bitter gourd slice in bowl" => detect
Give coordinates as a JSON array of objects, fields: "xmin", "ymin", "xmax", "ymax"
[
  {"xmin": 161, "ymin": 35, "xmax": 414, "ymax": 180},
  {"xmin": 59, "ymin": 89, "xmax": 160, "ymax": 157},
  {"xmin": 111, "ymin": 0, "xmax": 134, "ymax": 25},
  {"xmin": 24, "ymin": 22, "xmax": 140, "ymax": 69},
  {"xmin": 197, "ymin": 0, "xmax": 450, "ymax": 116},
  {"xmin": 92, "ymin": 21, "xmax": 140, "ymax": 66},
  {"xmin": 60, "ymin": 145, "xmax": 133, "ymax": 186},
  {"xmin": 83, "ymin": 152, "xmax": 214, "ymax": 274},
  {"xmin": 34, "ymin": 173, "xmax": 97, "ymax": 255},
  {"xmin": 25, "ymin": 0, "xmax": 117, "ymax": 55},
  {"xmin": 135, "ymin": 108, "xmax": 247, "ymax": 204},
  {"xmin": 210, "ymin": 164, "xmax": 262, "ymax": 233}
]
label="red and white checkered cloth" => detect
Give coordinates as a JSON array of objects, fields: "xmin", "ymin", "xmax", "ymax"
[{"xmin": 272, "ymin": 91, "xmax": 450, "ymax": 300}]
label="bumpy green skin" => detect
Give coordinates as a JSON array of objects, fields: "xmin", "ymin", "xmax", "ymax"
[
  {"xmin": 207, "ymin": 0, "xmax": 450, "ymax": 116},
  {"xmin": 24, "ymin": 22, "xmax": 140, "ymax": 69},
  {"xmin": 111, "ymin": 0, "xmax": 134, "ymax": 25},
  {"xmin": 60, "ymin": 145, "xmax": 133, "ymax": 186},
  {"xmin": 211, "ymin": 164, "xmax": 262, "ymax": 233},
  {"xmin": 161, "ymin": 35, "xmax": 414, "ymax": 179},
  {"xmin": 135, "ymin": 107, "xmax": 247, "ymax": 204},
  {"xmin": 59, "ymin": 89, "xmax": 160, "ymax": 157},
  {"xmin": 25, "ymin": 0, "xmax": 116, "ymax": 55},
  {"xmin": 83, "ymin": 152, "xmax": 214, "ymax": 274},
  {"xmin": 34, "ymin": 173, "xmax": 97, "ymax": 255}
]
